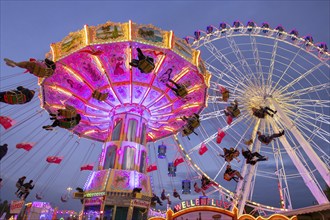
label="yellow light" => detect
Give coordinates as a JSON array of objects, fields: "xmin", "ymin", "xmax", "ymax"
[
  {"xmin": 195, "ymin": 50, "xmax": 200, "ymax": 66},
  {"xmin": 148, "ymin": 133, "xmax": 155, "ymax": 139},
  {"xmin": 152, "ymin": 102, "xmax": 172, "ymax": 111},
  {"xmin": 84, "ymin": 25, "xmax": 89, "ymax": 45},
  {"xmin": 62, "ymin": 66, "xmax": 84, "ymax": 83},
  {"xmin": 85, "ymin": 104, "xmax": 99, "ymax": 111},
  {"xmin": 154, "ymin": 55, "xmax": 165, "ymax": 74},
  {"xmin": 187, "ymin": 85, "xmax": 200, "ymax": 94},
  {"xmin": 204, "ymin": 72, "xmax": 212, "ymax": 88},
  {"xmin": 93, "ymin": 56, "xmax": 106, "ymax": 73},
  {"xmin": 163, "ymin": 126, "xmax": 174, "ymax": 132},
  {"xmin": 181, "ymin": 103, "xmax": 200, "ymax": 110},
  {"xmin": 168, "ymin": 31, "xmax": 173, "ymax": 49},
  {"xmin": 84, "ymin": 130, "xmax": 96, "ymax": 135},
  {"xmin": 50, "ymin": 44, "xmax": 56, "ymax": 62},
  {"xmin": 205, "ymin": 95, "xmax": 209, "ymax": 108},
  {"xmin": 50, "ymin": 86, "xmax": 72, "ymax": 97},
  {"xmin": 128, "ymin": 20, "xmax": 132, "ymax": 41},
  {"xmin": 172, "ymin": 68, "xmax": 190, "ymax": 82}
]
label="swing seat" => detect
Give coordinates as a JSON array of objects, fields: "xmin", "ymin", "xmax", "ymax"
[
  {"xmin": 222, "ymin": 91, "xmax": 229, "ymax": 102},
  {"xmin": 190, "ymin": 120, "xmax": 200, "ymax": 129},
  {"xmin": 28, "ymin": 62, "xmax": 54, "ymax": 78},
  {"xmin": 59, "ymin": 120, "xmax": 78, "ymax": 129},
  {"xmin": 4, "ymin": 92, "xmax": 26, "ymax": 104},
  {"xmin": 244, "ymin": 139, "xmax": 253, "ymax": 145},
  {"xmin": 138, "ymin": 58, "xmax": 155, "ymax": 73},
  {"xmin": 232, "ymin": 109, "xmax": 241, "ymax": 117},
  {"xmin": 92, "ymin": 90, "xmax": 109, "ymax": 101},
  {"xmin": 182, "ymin": 127, "xmax": 193, "ymax": 136},
  {"xmin": 58, "ymin": 105, "xmax": 77, "ymax": 118},
  {"xmin": 177, "ymin": 87, "xmax": 188, "ymax": 98}
]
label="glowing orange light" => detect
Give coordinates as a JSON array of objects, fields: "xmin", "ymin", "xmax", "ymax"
[
  {"xmin": 84, "ymin": 25, "xmax": 89, "ymax": 45},
  {"xmin": 62, "ymin": 66, "xmax": 84, "ymax": 83},
  {"xmin": 172, "ymin": 68, "xmax": 190, "ymax": 82}
]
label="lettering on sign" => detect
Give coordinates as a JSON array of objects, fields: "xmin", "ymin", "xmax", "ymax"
[{"xmin": 174, "ymin": 198, "xmax": 231, "ymax": 212}]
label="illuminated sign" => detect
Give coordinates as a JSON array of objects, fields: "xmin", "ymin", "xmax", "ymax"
[
  {"xmin": 84, "ymin": 197, "xmax": 104, "ymax": 206},
  {"xmin": 173, "ymin": 198, "xmax": 231, "ymax": 212},
  {"xmin": 10, "ymin": 200, "xmax": 25, "ymax": 214},
  {"xmin": 132, "ymin": 199, "xmax": 149, "ymax": 208}
]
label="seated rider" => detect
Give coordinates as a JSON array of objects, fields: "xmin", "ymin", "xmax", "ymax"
[
  {"xmin": 129, "ymin": 48, "xmax": 155, "ymax": 73},
  {"xmin": 224, "ymin": 165, "xmax": 243, "ymax": 182},
  {"xmin": 224, "ymin": 100, "xmax": 239, "ymax": 118},
  {"xmin": 160, "ymin": 189, "xmax": 171, "ymax": 205},
  {"xmin": 50, "ymin": 105, "xmax": 77, "ymax": 119},
  {"xmin": 0, "ymin": 86, "xmax": 35, "ymax": 105},
  {"xmin": 15, "ymin": 176, "xmax": 26, "ymax": 195},
  {"xmin": 257, "ymin": 130, "xmax": 285, "ymax": 145},
  {"xmin": 193, "ymin": 182, "xmax": 206, "ymax": 196},
  {"xmin": 43, "ymin": 114, "xmax": 81, "ymax": 131},
  {"xmin": 181, "ymin": 113, "xmax": 200, "ymax": 129},
  {"xmin": 4, "ymin": 58, "xmax": 56, "ymax": 78},
  {"xmin": 219, "ymin": 147, "xmax": 240, "ymax": 163},
  {"xmin": 151, "ymin": 193, "xmax": 163, "ymax": 206},
  {"xmin": 166, "ymin": 79, "xmax": 188, "ymax": 98},
  {"xmin": 242, "ymin": 148, "xmax": 268, "ymax": 165},
  {"xmin": 173, "ymin": 189, "xmax": 182, "ymax": 200},
  {"xmin": 252, "ymin": 106, "xmax": 277, "ymax": 118},
  {"xmin": 18, "ymin": 180, "xmax": 34, "ymax": 200}
]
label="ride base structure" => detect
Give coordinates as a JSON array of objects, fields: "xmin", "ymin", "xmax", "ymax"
[{"xmin": 40, "ymin": 20, "xmax": 210, "ymax": 219}]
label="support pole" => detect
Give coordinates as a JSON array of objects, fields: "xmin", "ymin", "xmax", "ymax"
[
  {"xmin": 270, "ymin": 100, "xmax": 328, "ymax": 204},
  {"xmin": 237, "ymin": 121, "xmax": 264, "ymax": 215},
  {"xmin": 234, "ymin": 119, "xmax": 260, "ymax": 208},
  {"xmin": 271, "ymin": 100, "xmax": 330, "ymax": 187}
]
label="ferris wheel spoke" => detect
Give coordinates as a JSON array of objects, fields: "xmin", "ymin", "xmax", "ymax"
[
  {"xmin": 249, "ymin": 35, "xmax": 264, "ymax": 83},
  {"xmin": 284, "ymin": 82, "xmax": 330, "ymax": 97},
  {"xmin": 199, "ymin": 109, "xmax": 224, "ymax": 121},
  {"xmin": 204, "ymin": 42, "xmax": 254, "ymax": 88},
  {"xmin": 295, "ymin": 108, "xmax": 330, "ymax": 125},
  {"xmin": 278, "ymin": 62, "xmax": 326, "ymax": 94},
  {"xmin": 226, "ymin": 36, "xmax": 255, "ymax": 76},
  {"xmin": 266, "ymin": 39, "xmax": 279, "ymax": 92},
  {"xmin": 271, "ymin": 44, "xmax": 304, "ymax": 94},
  {"xmin": 288, "ymin": 98, "xmax": 330, "ymax": 108}
]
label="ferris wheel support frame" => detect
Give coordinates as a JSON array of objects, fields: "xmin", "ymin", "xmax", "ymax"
[
  {"xmin": 233, "ymin": 119, "xmax": 261, "ymax": 208},
  {"xmin": 270, "ymin": 100, "xmax": 329, "ymax": 204},
  {"xmin": 237, "ymin": 121, "xmax": 264, "ymax": 215},
  {"xmin": 271, "ymin": 100, "xmax": 330, "ymax": 188}
]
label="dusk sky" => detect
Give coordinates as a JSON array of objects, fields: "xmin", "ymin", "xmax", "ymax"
[{"xmin": 1, "ymin": 0, "xmax": 329, "ymax": 212}]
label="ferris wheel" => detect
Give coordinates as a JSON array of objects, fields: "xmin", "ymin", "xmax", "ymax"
[{"xmin": 168, "ymin": 21, "xmax": 330, "ymax": 214}]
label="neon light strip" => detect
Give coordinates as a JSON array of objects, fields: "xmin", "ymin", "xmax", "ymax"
[
  {"xmin": 93, "ymin": 56, "xmax": 106, "ymax": 73},
  {"xmin": 128, "ymin": 20, "xmax": 132, "ymax": 41},
  {"xmin": 151, "ymin": 102, "xmax": 201, "ymax": 116},
  {"xmin": 62, "ymin": 66, "xmax": 84, "ymax": 83},
  {"xmin": 50, "ymin": 44, "xmax": 56, "ymax": 62},
  {"xmin": 195, "ymin": 50, "xmax": 200, "ymax": 66},
  {"xmin": 163, "ymin": 126, "xmax": 174, "ymax": 132},
  {"xmin": 83, "ymin": 130, "xmax": 96, "ymax": 135},
  {"xmin": 187, "ymin": 85, "xmax": 201, "ymax": 94},
  {"xmin": 129, "ymin": 47, "xmax": 133, "ymax": 103},
  {"xmin": 84, "ymin": 25, "xmax": 89, "ymax": 45},
  {"xmin": 48, "ymin": 85, "xmax": 109, "ymax": 112},
  {"xmin": 147, "ymin": 133, "xmax": 155, "ymax": 139},
  {"xmin": 172, "ymin": 67, "xmax": 190, "ymax": 82},
  {"xmin": 168, "ymin": 31, "xmax": 173, "ymax": 49}
]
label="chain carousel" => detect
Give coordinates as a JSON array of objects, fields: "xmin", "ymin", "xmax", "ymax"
[{"xmin": 38, "ymin": 20, "xmax": 209, "ymax": 219}]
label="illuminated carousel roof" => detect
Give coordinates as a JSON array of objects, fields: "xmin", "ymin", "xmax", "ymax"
[{"xmin": 40, "ymin": 20, "xmax": 211, "ymax": 142}]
